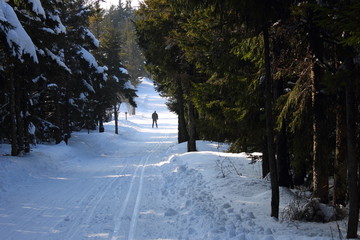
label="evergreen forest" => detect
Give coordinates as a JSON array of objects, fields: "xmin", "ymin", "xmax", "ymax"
[
  {"xmin": 0, "ymin": 0, "xmax": 359, "ymax": 238},
  {"xmin": 135, "ymin": 0, "xmax": 359, "ymax": 238},
  {"xmin": 1, "ymin": 0, "xmax": 145, "ymax": 154}
]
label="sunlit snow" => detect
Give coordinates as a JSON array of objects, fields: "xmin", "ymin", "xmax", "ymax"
[{"xmin": 0, "ymin": 77, "xmax": 352, "ymax": 240}]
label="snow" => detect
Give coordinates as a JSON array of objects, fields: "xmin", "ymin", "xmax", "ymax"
[
  {"xmin": 120, "ymin": 67, "xmax": 129, "ymax": 75},
  {"xmin": 48, "ymin": 11, "xmax": 66, "ymax": 34},
  {"xmin": 78, "ymin": 47, "xmax": 106, "ymax": 74},
  {"xmin": 113, "ymin": 75, "xmax": 119, "ymax": 82},
  {"xmin": 124, "ymin": 80, "xmax": 135, "ymax": 90},
  {"xmin": 79, "ymin": 92, "xmax": 87, "ymax": 100},
  {"xmin": 78, "ymin": 47, "xmax": 98, "ymax": 68},
  {"xmin": 0, "ymin": 77, "xmax": 354, "ymax": 240},
  {"xmin": 85, "ymin": 29, "xmax": 99, "ymax": 47},
  {"xmin": 45, "ymin": 48, "xmax": 71, "ymax": 73},
  {"xmin": 47, "ymin": 83, "xmax": 58, "ymax": 88},
  {"xmin": 0, "ymin": 0, "xmax": 38, "ymax": 62},
  {"xmin": 83, "ymin": 79, "xmax": 95, "ymax": 93},
  {"xmin": 27, "ymin": 0, "xmax": 45, "ymax": 18},
  {"xmin": 28, "ymin": 122, "xmax": 36, "ymax": 135}
]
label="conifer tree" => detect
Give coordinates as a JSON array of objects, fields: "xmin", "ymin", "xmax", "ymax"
[
  {"xmin": 1, "ymin": 0, "xmax": 67, "ymax": 153},
  {"xmin": 315, "ymin": 1, "xmax": 360, "ymax": 237},
  {"xmin": 98, "ymin": 18, "xmax": 137, "ymax": 134},
  {"xmin": 59, "ymin": 0, "xmax": 106, "ymax": 135},
  {"xmin": 167, "ymin": 0, "xmax": 291, "ymax": 218},
  {"xmin": 136, "ymin": 0, "xmax": 196, "ymax": 147}
]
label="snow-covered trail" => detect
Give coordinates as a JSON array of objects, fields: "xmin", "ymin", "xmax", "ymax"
[
  {"xmin": 1, "ymin": 77, "xmax": 348, "ymax": 240},
  {"xmin": 0, "ymin": 78, "xmax": 178, "ymax": 240}
]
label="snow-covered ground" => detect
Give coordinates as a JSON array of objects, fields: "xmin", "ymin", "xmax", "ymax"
[{"xmin": 0, "ymin": 77, "xmax": 354, "ymax": 240}]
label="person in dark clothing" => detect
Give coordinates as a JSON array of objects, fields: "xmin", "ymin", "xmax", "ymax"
[{"xmin": 152, "ymin": 111, "xmax": 158, "ymax": 128}]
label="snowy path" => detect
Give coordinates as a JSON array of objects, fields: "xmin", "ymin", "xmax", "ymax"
[
  {"xmin": 0, "ymin": 134, "xmax": 176, "ymax": 240},
  {"xmin": 0, "ymin": 78, "xmax": 351, "ymax": 240},
  {"xmin": 0, "ymin": 78, "xmax": 179, "ymax": 240}
]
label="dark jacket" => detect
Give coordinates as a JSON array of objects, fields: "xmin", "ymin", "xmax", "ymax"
[{"xmin": 152, "ymin": 112, "xmax": 158, "ymax": 120}]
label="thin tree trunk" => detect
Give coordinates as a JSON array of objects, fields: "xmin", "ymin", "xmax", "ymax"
[
  {"xmin": 99, "ymin": 114, "xmax": 104, "ymax": 133},
  {"xmin": 263, "ymin": 26, "xmax": 279, "ymax": 218},
  {"xmin": 15, "ymin": 76, "xmax": 24, "ymax": 153},
  {"xmin": 308, "ymin": 10, "xmax": 328, "ymax": 203},
  {"xmin": 277, "ymin": 120, "xmax": 292, "ymax": 188},
  {"xmin": 23, "ymin": 93, "xmax": 30, "ymax": 153},
  {"xmin": 345, "ymin": 77, "xmax": 359, "ymax": 239},
  {"xmin": 311, "ymin": 61, "xmax": 328, "ymax": 203},
  {"xmin": 334, "ymin": 91, "xmax": 347, "ymax": 206},
  {"xmin": 177, "ymin": 78, "xmax": 188, "ymax": 143},
  {"xmin": 64, "ymin": 87, "xmax": 71, "ymax": 142},
  {"xmin": 9, "ymin": 69, "xmax": 18, "ymax": 156},
  {"xmin": 262, "ymin": 136, "xmax": 270, "ymax": 178},
  {"xmin": 54, "ymin": 92, "xmax": 62, "ymax": 144},
  {"xmin": 114, "ymin": 103, "xmax": 119, "ymax": 134},
  {"xmin": 187, "ymin": 98, "xmax": 197, "ymax": 152},
  {"xmin": 273, "ymin": 73, "xmax": 291, "ymax": 188},
  {"xmin": 184, "ymin": 77, "xmax": 196, "ymax": 152}
]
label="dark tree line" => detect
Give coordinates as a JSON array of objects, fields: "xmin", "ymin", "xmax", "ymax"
[
  {"xmin": 135, "ymin": 0, "xmax": 359, "ymax": 237},
  {"xmin": 0, "ymin": 0, "xmax": 138, "ymax": 155}
]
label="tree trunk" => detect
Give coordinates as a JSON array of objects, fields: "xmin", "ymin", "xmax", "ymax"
[
  {"xmin": 263, "ymin": 26, "xmax": 279, "ymax": 218},
  {"xmin": 262, "ymin": 136, "xmax": 270, "ymax": 178},
  {"xmin": 187, "ymin": 98, "xmax": 197, "ymax": 152},
  {"xmin": 15, "ymin": 76, "xmax": 24, "ymax": 153},
  {"xmin": 177, "ymin": 78, "xmax": 188, "ymax": 143},
  {"xmin": 277, "ymin": 120, "xmax": 292, "ymax": 188},
  {"xmin": 184, "ymin": 77, "xmax": 196, "ymax": 152},
  {"xmin": 114, "ymin": 103, "xmax": 119, "ymax": 134},
  {"xmin": 99, "ymin": 114, "xmax": 104, "ymax": 133},
  {"xmin": 273, "ymin": 73, "xmax": 291, "ymax": 188},
  {"xmin": 311, "ymin": 61, "xmax": 328, "ymax": 203},
  {"xmin": 9, "ymin": 69, "xmax": 18, "ymax": 156},
  {"xmin": 54, "ymin": 91, "xmax": 62, "ymax": 144},
  {"xmin": 64, "ymin": 88, "xmax": 71, "ymax": 142},
  {"xmin": 334, "ymin": 91, "xmax": 347, "ymax": 206},
  {"xmin": 345, "ymin": 75, "xmax": 359, "ymax": 239},
  {"xmin": 23, "ymin": 93, "xmax": 30, "ymax": 153},
  {"xmin": 308, "ymin": 10, "xmax": 328, "ymax": 203}
]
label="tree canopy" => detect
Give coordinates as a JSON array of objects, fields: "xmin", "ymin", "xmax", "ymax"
[{"xmin": 135, "ymin": 0, "xmax": 359, "ymax": 237}]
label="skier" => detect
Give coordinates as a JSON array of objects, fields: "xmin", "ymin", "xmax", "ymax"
[{"xmin": 152, "ymin": 111, "xmax": 158, "ymax": 128}]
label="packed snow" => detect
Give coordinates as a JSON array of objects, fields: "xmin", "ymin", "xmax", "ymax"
[{"xmin": 0, "ymin": 77, "xmax": 354, "ymax": 240}]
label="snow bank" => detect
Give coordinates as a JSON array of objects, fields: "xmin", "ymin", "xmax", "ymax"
[
  {"xmin": 159, "ymin": 141, "xmax": 348, "ymax": 240},
  {"xmin": 0, "ymin": 142, "xmax": 73, "ymax": 193}
]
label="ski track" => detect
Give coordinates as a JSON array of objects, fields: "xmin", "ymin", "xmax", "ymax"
[
  {"xmin": 0, "ymin": 135, "xmax": 174, "ymax": 240},
  {"xmin": 111, "ymin": 136, "xmax": 167, "ymax": 240},
  {"xmin": 65, "ymin": 163, "xmax": 128, "ymax": 240},
  {"xmin": 0, "ymin": 79, "xmax": 179, "ymax": 240}
]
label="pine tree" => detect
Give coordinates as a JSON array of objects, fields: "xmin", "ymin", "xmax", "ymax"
[
  {"xmin": 98, "ymin": 19, "xmax": 137, "ymax": 134},
  {"xmin": 59, "ymin": 0, "xmax": 106, "ymax": 136},
  {"xmin": 167, "ymin": 0, "xmax": 291, "ymax": 218},
  {"xmin": 136, "ymin": 0, "xmax": 195, "ymax": 147},
  {"xmin": 315, "ymin": 1, "xmax": 360, "ymax": 237},
  {"xmin": 1, "ymin": 0, "xmax": 67, "ymax": 153}
]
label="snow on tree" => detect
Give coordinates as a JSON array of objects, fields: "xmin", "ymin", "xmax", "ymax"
[{"xmin": 0, "ymin": 0, "xmax": 38, "ymax": 62}]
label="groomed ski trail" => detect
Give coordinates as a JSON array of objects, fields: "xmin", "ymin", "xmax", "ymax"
[{"xmin": 0, "ymin": 78, "xmax": 179, "ymax": 240}]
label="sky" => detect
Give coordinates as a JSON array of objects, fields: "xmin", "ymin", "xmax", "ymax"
[{"xmin": 100, "ymin": 0, "xmax": 141, "ymax": 9}]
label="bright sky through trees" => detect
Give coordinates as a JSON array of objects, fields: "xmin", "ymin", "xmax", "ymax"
[{"xmin": 101, "ymin": 0, "xmax": 140, "ymax": 9}]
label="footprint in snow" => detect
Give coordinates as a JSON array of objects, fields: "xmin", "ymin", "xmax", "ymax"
[
  {"xmin": 262, "ymin": 236, "xmax": 275, "ymax": 240},
  {"xmin": 222, "ymin": 202, "xmax": 231, "ymax": 209},
  {"xmin": 246, "ymin": 211, "xmax": 255, "ymax": 219},
  {"xmin": 164, "ymin": 208, "xmax": 178, "ymax": 216}
]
